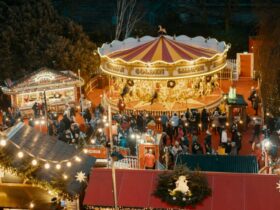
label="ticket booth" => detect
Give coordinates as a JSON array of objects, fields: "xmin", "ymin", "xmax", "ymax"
[
  {"xmin": 138, "ymin": 143, "xmax": 159, "ymax": 169},
  {"xmin": 225, "ymin": 93, "xmax": 248, "ymax": 130}
]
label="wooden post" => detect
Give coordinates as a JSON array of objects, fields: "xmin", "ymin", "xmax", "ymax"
[{"xmin": 108, "ymin": 104, "xmax": 118, "ymax": 209}]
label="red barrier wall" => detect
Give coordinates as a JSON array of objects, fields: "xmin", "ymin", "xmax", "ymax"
[{"xmin": 84, "ymin": 169, "xmax": 280, "ymax": 210}]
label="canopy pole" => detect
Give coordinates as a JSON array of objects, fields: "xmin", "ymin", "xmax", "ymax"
[{"xmin": 108, "ymin": 104, "xmax": 118, "ymax": 209}]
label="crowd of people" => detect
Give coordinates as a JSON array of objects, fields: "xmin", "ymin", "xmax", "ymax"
[{"xmin": 1, "ymin": 94, "xmax": 280, "ymax": 172}]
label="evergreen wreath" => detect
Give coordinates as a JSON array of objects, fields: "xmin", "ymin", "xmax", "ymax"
[
  {"xmin": 167, "ymin": 80, "xmax": 176, "ymax": 88},
  {"xmin": 127, "ymin": 79, "xmax": 134, "ymax": 86},
  {"xmin": 154, "ymin": 166, "xmax": 211, "ymax": 207}
]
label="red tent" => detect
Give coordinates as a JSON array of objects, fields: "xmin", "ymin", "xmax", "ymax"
[{"xmin": 84, "ymin": 169, "xmax": 280, "ymax": 210}]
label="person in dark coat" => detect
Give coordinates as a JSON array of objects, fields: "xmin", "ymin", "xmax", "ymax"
[
  {"xmin": 192, "ymin": 138, "xmax": 203, "ymax": 154},
  {"xmin": 201, "ymin": 108, "xmax": 209, "ymax": 132},
  {"xmin": 250, "ymin": 122, "xmax": 261, "ymax": 143},
  {"xmin": 62, "ymin": 114, "xmax": 71, "ymax": 130},
  {"xmin": 204, "ymin": 130, "xmax": 212, "ymax": 154}
]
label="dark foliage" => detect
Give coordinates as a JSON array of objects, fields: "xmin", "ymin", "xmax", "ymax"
[
  {"xmin": 154, "ymin": 166, "xmax": 211, "ymax": 207},
  {"xmin": 0, "ymin": 0, "xmax": 100, "ymax": 82}
]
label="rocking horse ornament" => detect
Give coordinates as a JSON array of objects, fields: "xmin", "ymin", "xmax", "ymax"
[
  {"xmin": 170, "ymin": 176, "xmax": 192, "ymax": 197},
  {"xmin": 158, "ymin": 25, "xmax": 167, "ymax": 35}
]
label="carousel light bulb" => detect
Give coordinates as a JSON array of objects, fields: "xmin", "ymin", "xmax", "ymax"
[
  {"xmin": 264, "ymin": 140, "xmax": 271, "ymax": 148},
  {"xmin": 103, "ymin": 116, "xmax": 107, "ymax": 120},
  {"xmin": 44, "ymin": 163, "xmax": 50, "ymax": 169},
  {"xmin": 63, "ymin": 174, "xmax": 68, "ymax": 180},
  {"xmin": 31, "ymin": 159, "xmax": 38, "ymax": 166},
  {"xmin": 98, "ymin": 128, "xmax": 103, "ymax": 133},
  {"xmin": 35, "ymin": 120, "xmax": 39, "ymax": 125},
  {"xmin": 83, "ymin": 149, "xmax": 88, "ymax": 154},
  {"xmin": 75, "ymin": 156, "xmax": 81, "ymax": 162},
  {"xmin": 56, "ymin": 164, "xmax": 61, "ymax": 170},
  {"xmin": 40, "ymin": 120, "xmax": 45, "ymax": 125},
  {"xmin": 198, "ymin": 123, "xmax": 202, "ymax": 127},
  {"xmin": 158, "ymin": 117, "xmax": 161, "ymax": 121},
  {"xmin": 17, "ymin": 152, "xmax": 24, "ymax": 158},
  {"xmin": 0, "ymin": 140, "xmax": 7, "ymax": 147},
  {"xmin": 90, "ymin": 139, "xmax": 96, "ymax": 144},
  {"xmin": 136, "ymin": 134, "xmax": 140, "ymax": 139},
  {"xmin": 226, "ymin": 122, "xmax": 229, "ymax": 126},
  {"xmin": 30, "ymin": 202, "xmax": 35, "ymax": 209},
  {"xmin": 185, "ymin": 122, "xmax": 188, "ymax": 126},
  {"xmin": 105, "ymin": 122, "xmax": 109, "ymax": 127},
  {"xmin": 131, "ymin": 134, "xmax": 136, "ymax": 139},
  {"xmin": 212, "ymin": 123, "xmax": 215, "ymax": 127},
  {"xmin": 266, "ymin": 113, "xmax": 270, "ymax": 116},
  {"xmin": 66, "ymin": 162, "xmax": 72, "ymax": 167},
  {"xmin": 239, "ymin": 120, "xmax": 243, "ymax": 124},
  {"xmin": 41, "ymin": 116, "xmax": 45, "ymax": 120},
  {"xmin": 145, "ymin": 114, "xmax": 148, "ymax": 117}
]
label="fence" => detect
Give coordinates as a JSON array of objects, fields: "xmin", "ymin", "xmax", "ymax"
[
  {"xmin": 114, "ymin": 156, "xmax": 139, "ymax": 169},
  {"xmin": 219, "ymin": 59, "xmax": 238, "ymax": 81}
]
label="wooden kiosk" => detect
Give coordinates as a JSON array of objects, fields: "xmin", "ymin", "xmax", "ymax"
[
  {"xmin": 138, "ymin": 143, "xmax": 159, "ymax": 169},
  {"xmin": 225, "ymin": 89, "xmax": 248, "ymax": 130},
  {"xmin": 2, "ymin": 67, "xmax": 84, "ymax": 117}
]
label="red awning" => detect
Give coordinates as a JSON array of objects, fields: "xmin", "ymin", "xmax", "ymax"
[{"xmin": 84, "ymin": 169, "xmax": 280, "ymax": 210}]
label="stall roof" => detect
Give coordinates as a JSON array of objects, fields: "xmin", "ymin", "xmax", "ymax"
[
  {"xmin": 84, "ymin": 168, "xmax": 280, "ymax": 210},
  {"xmin": 2, "ymin": 67, "xmax": 84, "ymax": 93},
  {"xmin": 0, "ymin": 122, "xmax": 95, "ymax": 197},
  {"xmin": 175, "ymin": 154, "xmax": 258, "ymax": 173}
]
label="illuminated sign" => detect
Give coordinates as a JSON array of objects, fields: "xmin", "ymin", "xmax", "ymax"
[
  {"xmin": 34, "ymin": 72, "xmax": 55, "ymax": 82},
  {"xmin": 131, "ymin": 67, "xmax": 168, "ymax": 76},
  {"xmin": 174, "ymin": 64, "xmax": 206, "ymax": 75}
]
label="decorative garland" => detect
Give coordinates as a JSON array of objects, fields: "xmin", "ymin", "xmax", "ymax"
[
  {"xmin": 154, "ymin": 166, "xmax": 211, "ymax": 207},
  {"xmin": 167, "ymin": 80, "xmax": 176, "ymax": 88},
  {"xmin": 127, "ymin": 79, "xmax": 134, "ymax": 87}
]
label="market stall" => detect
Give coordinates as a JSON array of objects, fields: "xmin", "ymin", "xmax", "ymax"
[{"xmin": 2, "ymin": 67, "xmax": 84, "ymax": 116}]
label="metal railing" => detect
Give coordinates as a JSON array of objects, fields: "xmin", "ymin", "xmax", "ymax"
[
  {"xmin": 114, "ymin": 156, "xmax": 139, "ymax": 169},
  {"xmin": 84, "ymin": 76, "xmax": 100, "ymax": 94},
  {"xmin": 219, "ymin": 59, "xmax": 238, "ymax": 80}
]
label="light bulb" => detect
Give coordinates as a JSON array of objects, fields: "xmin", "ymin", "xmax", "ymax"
[
  {"xmin": 31, "ymin": 159, "xmax": 38, "ymax": 166},
  {"xmin": 0, "ymin": 140, "xmax": 7, "ymax": 147},
  {"xmin": 63, "ymin": 174, "xmax": 68, "ymax": 180},
  {"xmin": 44, "ymin": 163, "xmax": 50, "ymax": 169},
  {"xmin": 17, "ymin": 152, "xmax": 24, "ymax": 158},
  {"xmin": 30, "ymin": 202, "xmax": 35, "ymax": 208},
  {"xmin": 75, "ymin": 156, "xmax": 81, "ymax": 162},
  {"xmin": 83, "ymin": 149, "xmax": 88, "ymax": 154},
  {"xmin": 66, "ymin": 162, "xmax": 72, "ymax": 167},
  {"xmin": 56, "ymin": 164, "xmax": 61, "ymax": 170}
]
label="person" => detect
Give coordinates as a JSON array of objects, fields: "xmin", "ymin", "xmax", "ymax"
[
  {"xmin": 248, "ymin": 86, "xmax": 256, "ymax": 107},
  {"xmin": 170, "ymin": 113, "xmax": 179, "ymax": 137},
  {"xmin": 204, "ymin": 130, "xmax": 212, "ymax": 154},
  {"xmin": 111, "ymin": 147, "xmax": 124, "ymax": 161},
  {"xmin": 32, "ymin": 102, "xmax": 39, "ymax": 118},
  {"xmin": 250, "ymin": 122, "xmax": 261, "ymax": 143},
  {"xmin": 160, "ymin": 112, "xmax": 169, "ymax": 132},
  {"xmin": 201, "ymin": 108, "xmax": 209, "ymax": 132},
  {"xmin": 221, "ymin": 127, "xmax": 228, "ymax": 147},
  {"xmin": 192, "ymin": 138, "xmax": 203, "ymax": 154},
  {"xmin": 144, "ymin": 149, "xmax": 156, "ymax": 169},
  {"xmin": 171, "ymin": 141, "xmax": 183, "ymax": 160},
  {"xmin": 252, "ymin": 93, "xmax": 259, "ymax": 115}
]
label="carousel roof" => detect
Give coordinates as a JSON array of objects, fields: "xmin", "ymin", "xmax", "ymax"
[{"xmin": 99, "ymin": 35, "xmax": 229, "ymax": 64}]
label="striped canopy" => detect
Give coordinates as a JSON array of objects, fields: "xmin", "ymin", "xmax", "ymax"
[{"xmin": 107, "ymin": 36, "xmax": 219, "ymax": 63}]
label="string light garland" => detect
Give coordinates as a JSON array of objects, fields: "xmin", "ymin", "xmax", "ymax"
[
  {"xmin": 0, "ymin": 133, "xmax": 87, "ymax": 200},
  {"xmin": 0, "ymin": 135, "xmax": 84, "ymax": 171}
]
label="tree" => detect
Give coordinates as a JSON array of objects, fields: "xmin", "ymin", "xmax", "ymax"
[
  {"xmin": 0, "ymin": 0, "xmax": 100, "ymax": 82},
  {"xmin": 254, "ymin": 4, "xmax": 280, "ymax": 116},
  {"xmin": 114, "ymin": 0, "xmax": 144, "ymax": 40}
]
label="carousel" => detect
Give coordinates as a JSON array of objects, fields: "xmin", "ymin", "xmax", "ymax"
[{"xmin": 99, "ymin": 35, "xmax": 230, "ymax": 114}]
